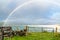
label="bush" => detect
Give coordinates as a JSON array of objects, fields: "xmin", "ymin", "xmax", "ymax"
[
  {"xmin": 54, "ymin": 33, "xmax": 60, "ymax": 37},
  {"xmin": 42, "ymin": 31, "xmax": 48, "ymax": 33}
]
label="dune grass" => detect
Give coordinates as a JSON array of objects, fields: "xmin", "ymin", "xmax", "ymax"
[{"xmin": 4, "ymin": 32, "xmax": 60, "ymax": 40}]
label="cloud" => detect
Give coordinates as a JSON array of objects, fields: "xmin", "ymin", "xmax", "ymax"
[
  {"xmin": 0, "ymin": 0, "xmax": 60, "ymax": 25},
  {"xmin": 51, "ymin": 13, "xmax": 60, "ymax": 19},
  {"xmin": 3, "ymin": 0, "xmax": 60, "ymax": 25},
  {"xmin": 50, "ymin": 13, "xmax": 60, "ymax": 24},
  {"xmin": 0, "ymin": 0, "xmax": 31, "ymax": 20}
]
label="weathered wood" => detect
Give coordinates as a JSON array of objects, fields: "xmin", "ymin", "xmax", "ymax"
[
  {"xmin": 0, "ymin": 27, "xmax": 12, "ymax": 37},
  {"xmin": 0, "ymin": 27, "xmax": 4, "ymax": 40}
]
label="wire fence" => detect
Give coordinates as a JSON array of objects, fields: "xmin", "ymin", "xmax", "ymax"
[
  {"xmin": 28, "ymin": 27, "xmax": 54, "ymax": 32},
  {"xmin": 11, "ymin": 26, "xmax": 55, "ymax": 32},
  {"xmin": 0, "ymin": 25, "xmax": 59, "ymax": 40}
]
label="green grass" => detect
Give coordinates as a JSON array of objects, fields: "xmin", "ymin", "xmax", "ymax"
[{"xmin": 4, "ymin": 32, "xmax": 60, "ymax": 40}]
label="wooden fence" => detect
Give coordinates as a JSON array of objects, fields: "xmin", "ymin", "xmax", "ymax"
[{"xmin": 0, "ymin": 27, "xmax": 12, "ymax": 40}]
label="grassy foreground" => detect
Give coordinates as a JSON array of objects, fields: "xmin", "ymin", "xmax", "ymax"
[{"xmin": 4, "ymin": 32, "xmax": 60, "ymax": 40}]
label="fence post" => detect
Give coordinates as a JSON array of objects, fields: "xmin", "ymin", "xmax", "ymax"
[
  {"xmin": 0, "ymin": 27, "xmax": 4, "ymax": 40},
  {"xmin": 55, "ymin": 27, "xmax": 58, "ymax": 36},
  {"xmin": 26, "ymin": 26, "xmax": 29, "ymax": 32},
  {"xmin": 41, "ymin": 27, "xmax": 43, "ymax": 32},
  {"xmin": 56, "ymin": 27, "xmax": 57, "ymax": 33},
  {"xmin": 52, "ymin": 28, "xmax": 54, "ymax": 33}
]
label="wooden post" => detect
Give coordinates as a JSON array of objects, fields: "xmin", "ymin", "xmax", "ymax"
[
  {"xmin": 42, "ymin": 27, "xmax": 43, "ymax": 32},
  {"xmin": 52, "ymin": 28, "xmax": 54, "ymax": 33},
  {"xmin": 26, "ymin": 26, "xmax": 28, "ymax": 32},
  {"xmin": 56, "ymin": 27, "xmax": 57, "ymax": 33},
  {"xmin": 25, "ymin": 26, "xmax": 28, "ymax": 35},
  {"xmin": 56, "ymin": 27, "xmax": 58, "ymax": 36},
  {"xmin": 0, "ymin": 27, "xmax": 4, "ymax": 40}
]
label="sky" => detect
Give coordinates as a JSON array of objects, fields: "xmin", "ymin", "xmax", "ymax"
[{"xmin": 0, "ymin": 0, "xmax": 60, "ymax": 25}]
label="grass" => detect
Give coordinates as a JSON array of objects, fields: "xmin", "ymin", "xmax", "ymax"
[{"xmin": 4, "ymin": 32, "xmax": 60, "ymax": 40}]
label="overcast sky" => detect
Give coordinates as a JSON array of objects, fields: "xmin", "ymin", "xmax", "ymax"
[{"xmin": 0, "ymin": 0, "xmax": 60, "ymax": 25}]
